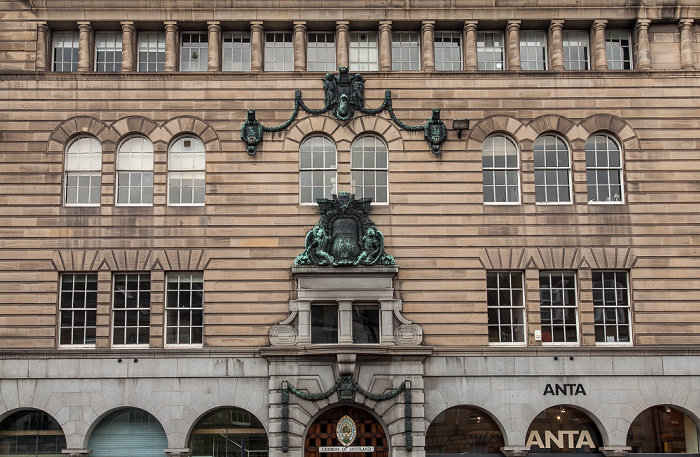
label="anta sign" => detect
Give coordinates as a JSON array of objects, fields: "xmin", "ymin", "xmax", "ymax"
[{"xmin": 526, "ymin": 430, "xmax": 597, "ymax": 450}]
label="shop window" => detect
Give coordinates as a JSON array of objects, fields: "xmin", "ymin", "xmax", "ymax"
[
  {"xmin": 426, "ymin": 406, "xmax": 504, "ymax": 454},
  {"xmin": 166, "ymin": 273, "xmax": 203, "ymax": 345},
  {"xmin": 112, "ymin": 273, "xmax": 150, "ymax": 346},
  {"xmin": 59, "ymin": 273, "xmax": 97, "ymax": 346},
  {"xmin": 593, "ymin": 271, "xmax": 631, "ymax": 343},
  {"xmin": 95, "ymin": 31, "xmax": 122, "ymax": 71},
  {"xmin": 520, "ymin": 31, "xmax": 547, "ymax": 70},
  {"xmin": 477, "ymin": 31, "xmax": 505, "ymax": 70},
  {"xmin": 0, "ymin": 410, "xmax": 67, "ymax": 456},
  {"xmin": 350, "ymin": 135, "xmax": 388, "ymax": 203},
  {"xmin": 88, "ymin": 408, "xmax": 167, "ymax": 457},
  {"xmin": 434, "ymin": 31, "xmax": 462, "ymax": 71},
  {"xmin": 222, "ymin": 32, "xmax": 251, "ymax": 71},
  {"xmin": 349, "ymin": 32, "xmax": 378, "ymax": 71},
  {"xmin": 265, "ymin": 32, "xmax": 293, "ymax": 71},
  {"xmin": 526, "ymin": 406, "xmax": 602, "ymax": 452},
  {"xmin": 311, "ymin": 304, "xmax": 338, "ymax": 344},
  {"xmin": 116, "ymin": 136, "xmax": 154, "ymax": 205},
  {"xmin": 53, "ymin": 31, "xmax": 79, "ymax": 72},
  {"xmin": 299, "ymin": 135, "xmax": 337, "ymax": 204},
  {"xmin": 181, "ymin": 32, "xmax": 208, "ymax": 71},
  {"xmin": 539, "ymin": 271, "xmax": 578, "ymax": 343},
  {"xmin": 627, "ymin": 405, "xmax": 700, "ymax": 453},
  {"xmin": 585, "ymin": 133, "xmax": 623, "ymax": 203},
  {"xmin": 606, "ymin": 30, "xmax": 633, "ymax": 70},
  {"xmin": 487, "ymin": 271, "xmax": 525, "ymax": 343},
  {"xmin": 308, "ymin": 32, "xmax": 336, "ymax": 72},
  {"xmin": 168, "ymin": 136, "xmax": 206, "ymax": 205},
  {"xmin": 563, "ymin": 30, "xmax": 589, "ymax": 70},
  {"xmin": 534, "ymin": 134, "xmax": 571, "ymax": 203},
  {"xmin": 189, "ymin": 407, "xmax": 269, "ymax": 457},
  {"xmin": 64, "ymin": 136, "xmax": 102, "ymax": 206},
  {"xmin": 392, "ymin": 31, "xmax": 420, "ymax": 71},
  {"xmin": 482, "ymin": 134, "xmax": 520, "ymax": 204},
  {"xmin": 138, "ymin": 32, "xmax": 165, "ymax": 72}
]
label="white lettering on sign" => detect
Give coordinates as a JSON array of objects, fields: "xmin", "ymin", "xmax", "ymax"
[
  {"xmin": 525, "ymin": 430, "xmax": 596, "ymax": 450},
  {"xmin": 319, "ymin": 447, "xmax": 375, "ymax": 453}
]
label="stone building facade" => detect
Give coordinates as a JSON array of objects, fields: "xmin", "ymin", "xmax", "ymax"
[{"xmin": 1, "ymin": 0, "xmax": 700, "ymax": 456}]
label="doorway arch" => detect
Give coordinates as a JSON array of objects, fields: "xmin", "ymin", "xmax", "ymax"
[{"xmin": 304, "ymin": 405, "xmax": 388, "ymax": 457}]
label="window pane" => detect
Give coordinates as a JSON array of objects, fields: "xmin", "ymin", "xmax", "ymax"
[
  {"xmin": 299, "ymin": 136, "xmax": 337, "ymax": 203},
  {"xmin": 166, "ymin": 273, "xmax": 204, "ymax": 345},
  {"xmin": 482, "ymin": 135, "xmax": 519, "ymax": 203},
  {"xmin": 533, "ymin": 135, "xmax": 571, "ymax": 203},
  {"xmin": 487, "ymin": 272, "xmax": 525, "ymax": 343},
  {"xmin": 311, "ymin": 305, "xmax": 338, "ymax": 344},
  {"xmin": 539, "ymin": 272, "xmax": 578, "ymax": 343},
  {"xmin": 352, "ymin": 304, "xmax": 380, "ymax": 344},
  {"xmin": 585, "ymin": 134, "xmax": 623, "ymax": 203}
]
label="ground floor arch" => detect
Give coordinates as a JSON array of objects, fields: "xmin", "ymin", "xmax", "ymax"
[
  {"xmin": 187, "ymin": 406, "xmax": 269, "ymax": 457},
  {"xmin": 626, "ymin": 405, "xmax": 700, "ymax": 453},
  {"xmin": 87, "ymin": 407, "xmax": 168, "ymax": 457},
  {"xmin": 0, "ymin": 409, "xmax": 66, "ymax": 457},
  {"xmin": 304, "ymin": 405, "xmax": 389, "ymax": 457},
  {"xmin": 425, "ymin": 405, "xmax": 505, "ymax": 454},
  {"xmin": 525, "ymin": 405, "xmax": 603, "ymax": 454}
]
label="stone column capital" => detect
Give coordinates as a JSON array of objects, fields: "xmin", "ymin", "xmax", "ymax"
[
  {"xmin": 164, "ymin": 21, "xmax": 178, "ymax": 32},
  {"xmin": 120, "ymin": 21, "xmax": 135, "ymax": 32},
  {"xmin": 379, "ymin": 20, "xmax": 392, "ymax": 32},
  {"xmin": 507, "ymin": 20, "xmax": 521, "ymax": 32},
  {"xmin": 679, "ymin": 18, "xmax": 694, "ymax": 30},
  {"xmin": 77, "ymin": 21, "xmax": 91, "ymax": 30},
  {"xmin": 207, "ymin": 21, "xmax": 221, "ymax": 31},
  {"xmin": 635, "ymin": 19, "xmax": 651, "ymax": 30},
  {"xmin": 549, "ymin": 19, "xmax": 565, "ymax": 31},
  {"xmin": 600, "ymin": 446, "xmax": 632, "ymax": 457},
  {"xmin": 293, "ymin": 21, "xmax": 306, "ymax": 30},
  {"xmin": 464, "ymin": 20, "xmax": 478, "ymax": 32},
  {"xmin": 37, "ymin": 21, "xmax": 49, "ymax": 32},
  {"xmin": 336, "ymin": 21, "xmax": 349, "ymax": 33},
  {"xmin": 592, "ymin": 19, "xmax": 608, "ymax": 32},
  {"xmin": 421, "ymin": 20, "xmax": 435, "ymax": 32}
]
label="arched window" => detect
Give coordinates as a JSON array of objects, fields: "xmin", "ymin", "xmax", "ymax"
[
  {"xmin": 586, "ymin": 133, "xmax": 623, "ymax": 202},
  {"xmin": 299, "ymin": 136, "xmax": 337, "ymax": 204},
  {"xmin": 526, "ymin": 405, "xmax": 602, "ymax": 453},
  {"xmin": 116, "ymin": 136, "xmax": 154, "ymax": 205},
  {"xmin": 189, "ymin": 407, "xmax": 269, "ymax": 457},
  {"xmin": 88, "ymin": 408, "xmax": 167, "ymax": 457},
  {"xmin": 534, "ymin": 134, "xmax": 571, "ymax": 203},
  {"xmin": 627, "ymin": 405, "xmax": 699, "ymax": 453},
  {"xmin": 425, "ymin": 406, "xmax": 504, "ymax": 454},
  {"xmin": 168, "ymin": 136, "xmax": 206, "ymax": 205},
  {"xmin": 0, "ymin": 409, "xmax": 67, "ymax": 456},
  {"xmin": 351, "ymin": 135, "xmax": 388, "ymax": 203},
  {"xmin": 482, "ymin": 135, "xmax": 519, "ymax": 203},
  {"xmin": 65, "ymin": 136, "xmax": 102, "ymax": 205}
]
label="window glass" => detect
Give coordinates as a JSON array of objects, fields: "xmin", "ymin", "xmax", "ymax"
[
  {"xmin": 168, "ymin": 136, "xmax": 206, "ymax": 205},
  {"xmin": 593, "ymin": 271, "xmax": 631, "ymax": 343},
  {"xmin": 539, "ymin": 271, "xmax": 578, "ymax": 343},
  {"xmin": 117, "ymin": 136, "xmax": 154, "ymax": 205},
  {"xmin": 352, "ymin": 304, "xmax": 380, "ymax": 344},
  {"xmin": 189, "ymin": 408, "xmax": 269, "ymax": 457},
  {"xmin": 351, "ymin": 135, "xmax": 388, "ymax": 203},
  {"xmin": 265, "ymin": 32, "xmax": 293, "ymax": 71},
  {"xmin": 477, "ymin": 32, "xmax": 505, "ymax": 70},
  {"xmin": 434, "ymin": 31, "xmax": 462, "ymax": 71},
  {"xmin": 181, "ymin": 32, "xmax": 208, "ymax": 71},
  {"xmin": 426, "ymin": 406, "xmax": 504, "ymax": 454},
  {"xmin": 311, "ymin": 304, "xmax": 338, "ymax": 344},
  {"xmin": 299, "ymin": 136, "xmax": 337, "ymax": 204},
  {"xmin": 606, "ymin": 30, "xmax": 632, "ymax": 70},
  {"xmin": 138, "ymin": 32, "xmax": 165, "ymax": 72},
  {"xmin": 526, "ymin": 406, "xmax": 602, "ymax": 452},
  {"xmin": 95, "ymin": 31, "xmax": 122, "ymax": 71},
  {"xmin": 112, "ymin": 273, "xmax": 150, "ymax": 345},
  {"xmin": 563, "ymin": 30, "xmax": 589, "ymax": 70},
  {"xmin": 0, "ymin": 410, "xmax": 67, "ymax": 455},
  {"xmin": 308, "ymin": 32, "xmax": 336, "ymax": 72},
  {"xmin": 88, "ymin": 408, "xmax": 168, "ymax": 457},
  {"xmin": 222, "ymin": 32, "xmax": 251, "ymax": 71},
  {"xmin": 585, "ymin": 133, "xmax": 623, "ymax": 202},
  {"xmin": 520, "ymin": 31, "xmax": 547, "ymax": 70},
  {"xmin": 65, "ymin": 136, "xmax": 102, "ymax": 206},
  {"xmin": 627, "ymin": 406, "xmax": 700, "ymax": 453},
  {"xmin": 349, "ymin": 32, "xmax": 378, "ymax": 71},
  {"xmin": 166, "ymin": 273, "xmax": 203, "ymax": 345},
  {"xmin": 59, "ymin": 273, "xmax": 98, "ymax": 345},
  {"xmin": 392, "ymin": 31, "xmax": 420, "ymax": 71},
  {"xmin": 53, "ymin": 31, "xmax": 79, "ymax": 72},
  {"xmin": 487, "ymin": 272, "xmax": 525, "ymax": 343},
  {"xmin": 534, "ymin": 134, "xmax": 571, "ymax": 203},
  {"xmin": 482, "ymin": 135, "xmax": 519, "ymax": 203}
]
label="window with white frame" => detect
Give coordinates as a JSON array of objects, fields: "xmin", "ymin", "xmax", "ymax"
[
  {"xmin": 138, "ymin": 32, "xmax": 166, "ymax": 72},
  {"xmin": 392, "ymin": 31, "xmax": 420, "ymax": 71},
  {"xmin": 265, "ymin": 32, "xmax": 293, "ymax": 71},
  {"xmin": 166, "ymin": 273, "xmax": 203, "ymax": 345},
  {"xmin": 351, "ymin": 135, "xmax": 388, "ymax": 203},
  {"xmin": 477, "ymin": 32, "xmax": 505, "ymax": 70},
  {"xmin": 434, "ymin": 31, "xmax": 462, "ymax": 71},
  {"xmin": 593, "ymin": 271, "xmax": 631, "ymax": 343},
  {"xmin": 519, "ymin": 31, "xmax": 547, "ymax": 70},
  {"xmin": 562, "ymin": 31, "xmax": 589, "ymax": 70},
  {"xmin": 487, "ymin": 272, "xmax": 525, "ymax": 343},
  {"xmin": 112, "ymin": 273, "xmax": 150, "ymax": 346},
  {"xmin": 168, "ymin": 136, "xmax": 206, "ymax": 205},
  {"xmin": 533, "ymin": 134, "xmax": 571, "ymax": 203},
  {"xmin": 352, "ymin": 304, "xmax": 380, "ymax": 344},
  {"xmin": 308, "ymin": 32, "xmax": 336, "ymax": 72},
  {"xmin": 181, "ymin": 32, "xmax": 209, "ymax": 71},
  {"xmin": 65, "ymin": 136, "xmax": 102, "ymax": 206},
  {"xmin": 59, "ymin": 273, "xmax": 97, "ymax": 346},
  {"xmin": 482, "ymin": 135, "xmax": 519, "ymax": 204},
  {"xmin": 53, "ymin": 31, "xmax": 79, "ymax": 72},
  {"xmin": 605, "ymin": 30, "xmax": 632, "ymax": 70},
  {"xmin": 539, "ymin": 271, "xmax": 578, "ymax": 343},
  {"xmin": 95, "ymin": 32, "xmax": 122, "ymax": 71},
  {"xmin": 116, "ymin": 136, "xmax": 154, "ymax": 205},
  {"xmin": 585, "ymin": 133, "xmax": 623, "ymax": 203},
  {"xmin": 349, "ymin": 32, "xmax": 378, "ymax": 71},
  {"xmin": 299, "ymin": 136, "xmax": 337, "ymax": 204},
  {"xmin": 222, "ymin": 32, "xmax": 251, "ymax": 71}
]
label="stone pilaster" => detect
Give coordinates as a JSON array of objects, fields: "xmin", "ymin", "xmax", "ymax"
[
  {"xmin": 464, "ymin": 21, "xmax": 478, "ymax": 71},
  {"xmin": 679, "ymin": 19, "xmax": 695, "ymax": 70},
  {"xmin": 336, "ymin": 21, "xmax": 349, "ymax": 68},
  {"xmin": 549, "ymin": 20, "xmax": 565, "ymax": 70},
  {"xmin": 164, "ymin": 21, "xmax": 178, "ymax": 72},
  {"xmin": 250, "ymin": 21, "xmax": 264, "ymax": 71},
  {"xmin": 634, "ymin": 19, "xmax": 651, "ymax": 70},
  {"xmin": 77, "ymin": 21, "xmax": 92, "ymax": 72},
  {"xmin": 379, "ymin": 20, "xmax": 392, "ymax": 71},
  {"xmin": 337, "ymin": 300, "xmax": 353, "ymax": 343},
  {"xmin": 592, "ymin": 19, "xmax": 608, "ymax": 70},
  {"xmin": 507, "ymin": 20, "xmax": 521, "ymax": 70},
  {"xmin": 207, "ymin": 21, "xmax": 221, "ymax": 72},
  {"xmin": 293, "ymin": 21, "xmax": 306, "ymax": 71},
  {"xmin": 36, "ymin": 22, "xmax": 49, "ymax": 71},
  {"xmin": 120, "ymin": 21, "xmax": 135, "ymax": 72},
  {"xmin": 421, "ymin": 21, "xmax": 435, "ymax": 71}
]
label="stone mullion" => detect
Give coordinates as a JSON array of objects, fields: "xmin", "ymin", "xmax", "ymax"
[
  {"xmin": 36, "ymin": 22, "xmax": 49, "ymax": 71},
  {"xmin": 294, "ymin": 21, "xmax": 306, "ymax": 71},
  {"xmin": 464, "ymin": 21, "xmax": 478, "ymax": 71},
  {"xmin": 250, "ymin": 21, "xmax": 264, "ymax": 72},
  {"xmin": 336, "ymin": 21, "xmax": 349, "ymax": 68},
  {"xmin": 578, "ymin": 268, "xmax": 595, "ymax": 346},
  {"xmin": 525, "ymin": 268, "xmax": 541, "ymax": 346},
  {"xmin": 95, "ymin": 269, "xmax": 112, "ymax": 348},
  {"xmin": 506, "ymin": 20, "xmax": 521, "ymax": 70},
  {"xmin": 634, "ymin": 19, "xmax": 651, "ymax": 70},
  {"xmin": 149, "ymin": 269, "xmax": 165, "ymax": 348},
  {"xmin": 77, "ymin": 21, "xmax": 92, "ymax": 72},
  {"xmin": 549, "ymin": 20, "xmax": 565, "ymax": 70},
  {"xmin": 679, "ymin": 19, "xmax": 695, "ymax": 70},
  {"xmin": 164, "ymin": 21, "xmax": 178, "ymax": 72},
  {"xmin": 592, "ymin": 20, "xmax": 608, "ymax": 70},
  {"xmin": 337, "ymin": 300, "xmax": 353, "ymax": 343},
  {"xmin": 120, "ymin": 21, "xmax": 135, "ymax": 72},
  {"xmin": 207, "ymin": 21, "xmax": 221, "ymax": 72},
  {"xmin": 379, "ymin": 20, "xmax": 392, "ymax": 71},
  {"xmin": 421, "ymin": 21, "xmax": 435, "ymax": 71}
]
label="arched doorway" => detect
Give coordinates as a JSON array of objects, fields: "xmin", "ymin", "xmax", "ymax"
[
  {"xmin": 305, "ymin": 406, "xmax": 388, "ymax": 457},
  {"xmin": 188, "ymin": 407, "xmax": 268, "ymax": 457},
  {"xmin": 626, "ymin": 405, "xmax": 700, "ymax": 453},
  {"xmin": 0, "ymin": 409, "xmax": 66, "ymax": 456},
  {"xmin": 526, "ymin": 405, "xmax": 603, "ymax": 454},
  {"xmin": 425, "ymin": 405, "xmax": 504, "ymax": 455},
  {"xmin": 87, "ymin": 408, "xmax": 167, "ymax": 457}
]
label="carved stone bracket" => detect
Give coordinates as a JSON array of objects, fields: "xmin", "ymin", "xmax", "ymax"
[
  {"xmin": 61, "ymin": 450, "xmax": 92, "ymax": 457},
  {"xmin": 600, "ymin": 446, "xmax": 632, "ymax": 457},
  {"xmin": 501, "ymin": 446, "xmax": 529, "ymax": 457}
]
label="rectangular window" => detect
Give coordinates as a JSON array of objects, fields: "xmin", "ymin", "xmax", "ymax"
[
  {"xmin": 606, "ymin": 30, "xmax": 632, "ymax": 70},
  {"xmin": 311, "ymin": 304, "xmax": 338, "ymax": 344},
  {"xmin": 520, "ymin": 31, "xmax": 547, "ymax": 70},
  {"xmin": 95, "ymin": 31, "xmax": 122, "ymax": 72},
  {"xmin": 434, "ymin": 31, "xmax": 462, "ymax": 71},
  {"xmin": 349, "ymin": 32, "xmax": 378, "ymax": 72},
  {"xmin": 166, "ymin": 273, "xmax": 203, "ymax": 345},
  {"xmin": 181, "ymin": 32, "xmax": 208, "ymax": 71},
  {"xmin": 593, "ymin": 271, "xmax": 631, "ymax": 343},
  {"xmin": 138, "ymin": 32, "xmax": 166, "ymax": 72},
  {"xmin": 112, "ymin": 273, "xmax": 150, "ymax": 346},
  {"xmin": 352, "ymin": 304, "xmax": 380, "ymax": 344},
  {"xmin": 308, "ymin": 32, "xmax": 336, "ymax": 72},
  {"xmin": 53, "ymin": 31, "xmax": 79, "ymax": 72},
  {"xmin": 265, "ymin": 32, "xmax": 293, "ymax": 71},
  {"xmin": 222, "ymin": 32, "xmax": 251, "ymax": 71},
  {"xmin": 562, "ymin": 31, "xmax": 589, "ymax": 70},
  {"xmin": 477, "ymin": 32, "xmax": 505, "ymax": 70},
  {"xmin": 539, "ymin": 271, "xmax": 578, "ymax": 343},
  {"xmin": 392, "ymin": 31, "xmax": 420, "ymax": 71},
  {"xmin": 59, "ymin": 274, "xmax": 97, "ymax": 346},
  {"xmin": 487, "ymin": 272, "xmax": 525, "ymax": 343}
]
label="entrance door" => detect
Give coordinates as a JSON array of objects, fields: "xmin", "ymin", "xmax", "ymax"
[{"xmin": 305, "ymin": 406, "xmax": 388, "ymax": 457}]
